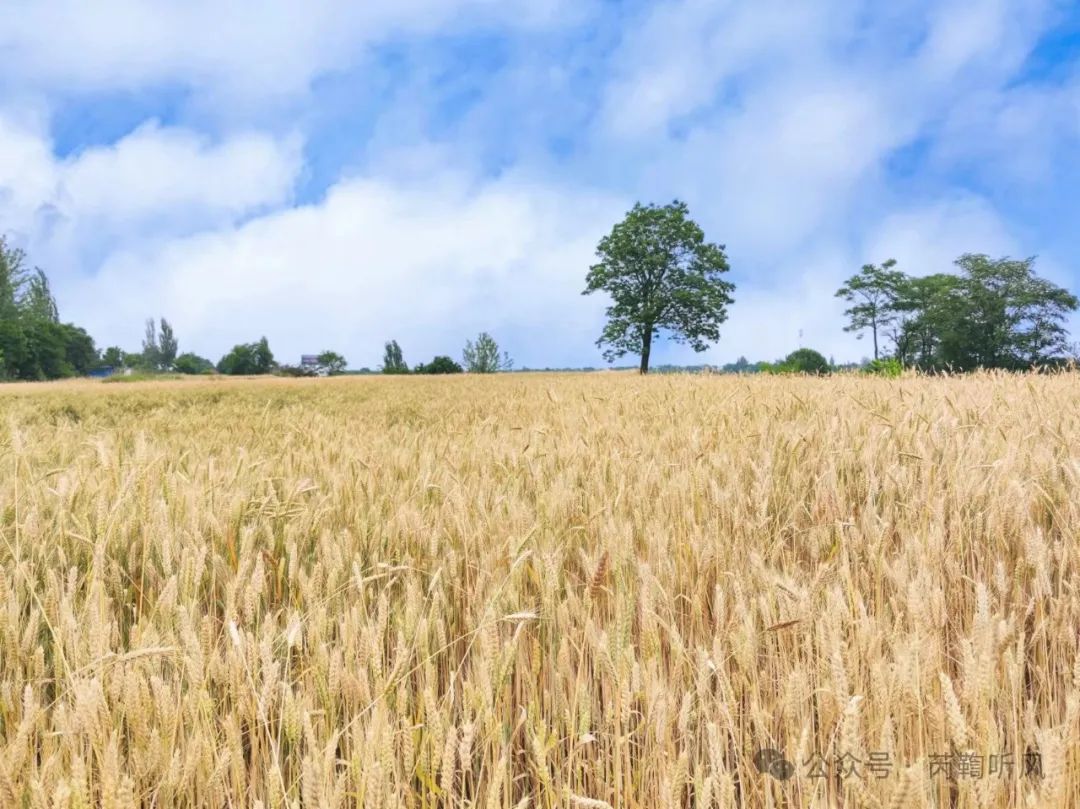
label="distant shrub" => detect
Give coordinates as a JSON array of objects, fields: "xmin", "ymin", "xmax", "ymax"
[
  {"xmin": 864, "ymin": 358, "xmax": 903, "ymax": 377},
  {"xmin": 414, "ymin": 356, "xmax": 463, "ymax": 374},
  {"xmin": 760, "ymin": 349, "xmax": 832, "ymax": 375},
  {"xmin": 102, "ymin": 373, "xmax": 185, "ymax": 384},
  {"xmin": 276, "ymin": 365, "xmax": 316, "ymax": 377},
  {"xmin": 174, "ymin": 353, "xmax": 215, "ymax": 374}
]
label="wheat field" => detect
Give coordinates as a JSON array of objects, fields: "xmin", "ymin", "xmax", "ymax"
[{"xmin": 1, "ymin": 372, "xmax": 1078, "ymax": 808}]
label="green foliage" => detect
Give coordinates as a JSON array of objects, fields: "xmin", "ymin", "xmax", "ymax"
[
  {"xmin": 414, "ymin": 356, "xmax": 464, "ymax": 374},
  {"xmin": 883, "ymin": 256, "xmax": 1079, "ymax": 371},
  {"xmin": 583, "ymin": 200, "xmax": 734, "ymax": 374},
  {"xmin": 786, "ymin": 348, "xmax": 831, "ymax": 374},
  {"xmin": 159, "ymin": 319, "xmax": 179, "ymax": 370},
  {"xmin": 864, "ymin": 358, "xmax": 903, "ymax": 377},
  {"xmin": 462, "ymin": 332, "xmax": 511, "ymax": 373},
  {"xmin": 764, "ymin": 348, "xmax": 832, "ymax": 375},
  {"xmin": 381, "ymin": 340, "xmax": 408, "ymax": 374},
  {"xmin": 217, "ymin": 337, "xmax": 276, "ymax": 375},
  {"xmin": 316, "ymin": 350, "xmax": 348, "ymax": 375},
  {"xmin": 102, "ymin": 372, "xmax": 185, "ymax": 383},
  {"xmin": 0, "ymin": 236, "xmax": 100, "ymax": 381},
  {"xmin": 835, "ymin": 259, "xmax": 906, "ymax": 360},
  {"xmin": 141, "ymin": 318, "xmax": 160, "ymax": 370},
  {"xmin": 174, "ymin": 352, "xmax": 215, "ymax": 374},
  {"xmin": 100, "ymin": 346, "xmax": 127, "ymax": 369},
  {"xmin": 22, "ymin": 269, "xmax": 59, "ymax": 323}
]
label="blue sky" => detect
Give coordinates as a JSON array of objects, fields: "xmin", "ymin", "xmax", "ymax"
[{"xmin": 2, "ymin": 0, "xmax": 1079, "ymax": 368}]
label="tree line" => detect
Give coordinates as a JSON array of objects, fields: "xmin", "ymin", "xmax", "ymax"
[
  {"xmin": 0, "ymin": 237, "xmax": 97, "ymax": 380},
  {"xmin": 3, "ymin": 202, "xmax": 1079, "ymax": 381}
]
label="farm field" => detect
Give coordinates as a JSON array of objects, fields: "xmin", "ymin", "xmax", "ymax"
[{"xmin": 1, "ymin": 373, "xmax": 1078, "ymax": 808}]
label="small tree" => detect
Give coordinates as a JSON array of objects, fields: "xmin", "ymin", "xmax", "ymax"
[
  {"xmin": 100, "ymin": 346, "xmax": 126, "ymax": 368},
  {"xmin": 217, "ymin": 337, "xmax": 276, "ymax": 375},
  {"xmin": 835, "ymin": 260, "xmax": 906, "ymax": 361},
  {"xmin": 462, "ymin": 332, "xmax": 512, "ymax": 373},
  {"xmin": 317, "ymin": 350, "xmax": 347, "ymax": 375},
  {"xmin": 781, "ymin": 348, "xmax": 831, "ymax": 374},
  {"xmin": 381, "ymin": 340, "xmax": 408, "ymax": 374},
  {"xmin": 415, "ymin": 356, "xmax": 464, "ymax": 374},
  {"xmin": 159, "ymin": 318, "xmax": 178, "ymax": 370},
  {"xmin": 174, "ymin": 353, "xmax": 214, "ymax": 374},
  {"xmin": 584, "ymin": 200, "xmax": 734, "ymax": 374},
  {"xmin": 141, "ymin": 318, "xmax": 160, "ymax": 370},
  {"xmin": 22, "ymin": 269, "xmax": 59, "ymax": 323}
]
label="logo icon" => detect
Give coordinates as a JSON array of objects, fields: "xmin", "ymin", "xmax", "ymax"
[{"xmin": 753, "ymin": 748, "xmax": 795, "ymax": 781}]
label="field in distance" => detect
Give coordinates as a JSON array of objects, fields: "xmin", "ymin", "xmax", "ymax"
[{"xmin": 1, "ymin": 373, "xmax": 1078, "ymax": 808}]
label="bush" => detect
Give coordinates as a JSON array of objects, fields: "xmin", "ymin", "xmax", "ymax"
[
  {"xmin": 864, "ymin": 358, "xmax": 903, "ymax": 377},
  {"xmin": 414, "ymin": 356, "xmax": 464, "ymax": 374},
  {"xmin": 174, "ymin": 353, "xmax": 215, "ymax": 374},
  {"xmin": 275, "ymin": 364, "xmax": 315, "ymax": 377},
  {"xmin": 780, "ymin": 348, "xmax": 831, "ymax": 375},
  {"xmin": 217, "ymin": 337, "xmax": 275, "ymax": 375}
]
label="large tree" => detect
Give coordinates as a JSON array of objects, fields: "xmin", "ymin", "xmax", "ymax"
[
  {"xmin": 462, "ymin": 332, "xmax": 512, "ymax": 373},
  {"xmin": 865, "ymin": 255, "xmax": 1077, "ymax": 371},
  {"xmin": 834, "ymin": 259, "xmax": 906, "ymax": 360},
  {"xmin": 583, "ymin": 200, "xmax": 734, "ymax": 373},
  {"xmin": 381, "ymin": 340, "xmax": 408, "ymax": 374},
  {"xmin": 217, "ymin": 337, "xmax": 276, "ymax": 375},
  {"xmin": 316, "ymin": 350, "xmax": 347, "ymax": 375},
  {"xmin": 159, "ymin": 318, "xmax": 179, "ymax": 370},
  {"xmin": 141, "ymin": 318, "xmax": 160, "ymax": 370},
  {"xmin": 0, "ymin": 236, "xmax": 98, "ymax": 380}
]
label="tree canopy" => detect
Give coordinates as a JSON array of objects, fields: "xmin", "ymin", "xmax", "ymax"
[
  {"xmin": 217, "ymin": 337, "xmax": 276, "ymax": 375},
  {"xmin": 837, "ymin": 254, "xmax": 1078, "ymax": 371},
  {"xmin": 414, "ymin": 355, "xmax": 464, "ymax": 374},
  {"xmin": 0, "ymin": 236, "xmax": 98, "ymax": 380},
  {"xmin": 462, "ymin": 332, "xmax": 512, "ymax": 373},
  {"xmin": 583, "ymin": 200, "xmax": 734, "ymax": 374},
  {"xmin": 381, "ymin": 340, "xmax": 408, "ymax": 374},
  {"xmin": 316, "ymin": 350, "xmax": 348, "ymax": 375}
]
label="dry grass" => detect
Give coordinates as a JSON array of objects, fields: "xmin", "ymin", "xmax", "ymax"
[{"xmin": 1, "ymin": 372, "xmax": 1078, "ymax": 808}]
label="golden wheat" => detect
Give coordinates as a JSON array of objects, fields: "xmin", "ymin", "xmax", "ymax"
[{"xmin": 1, "ymin": 371, "xmax": 1078, "ymax": 808}]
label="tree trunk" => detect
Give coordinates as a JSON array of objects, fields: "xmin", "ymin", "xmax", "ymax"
[
  {"xmin": 872, "ymin": 321, "xmax": 879, "ymax": 360},
  {"xmin": 639, "ymin": 327, "xmax": 653, "ymax": 374}
]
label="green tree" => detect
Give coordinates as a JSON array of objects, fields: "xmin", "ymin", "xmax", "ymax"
[
  {"xmin": 21, "ymin": 269, "xmax": 59, "ymax": 323},
  {"xmin": 159, "ymin": 318, "xmax": 178, "ymax": 370},
  {"xmin": 834, "ymin": 260, "xmax": 906, "ymax": 360},
  {"xmin": 316, "ymin": 350, "xmax": 347, "ymax": 375},
  {"xmin": 415, "ymin": 356, "xmax": 463, "ymax": 374},
  {"xmin": 100, "ymin": 346, "xmax": 126, "ymax": 368},
  {"xmin": 253, "ymin": 337, "xmax": 275, "ymax": 373},
  {"xmin": 885, "ymin": 257, "xmax": 1078, "ymax": 371},
  {"xmin": 583, "ymin": 200, "xmax": 734, "ymax": 374},
  {"xmin": 174, "ymin": 353, "xmax": 215, "ymax": 374},
  {"xmin": 141, "ymin": 318, "xmax": 160, "ymax": 370},
  {"xmin": 462, "ymin": 332, "xmax": 512, "ymax": 373},
  {"xmin": 780, "ymin": 348, "xmax": 831, "ymax": 374},
  {"xmin": 60, "ymin": 324, "xmax": 97, "ymax": 375},
  {"xmin": 0, "ymin": 236, "xmax": 29, "ymax": 320},
  {"xmin": 381, "ymin": 340, "xmax": 408, "ymax": 374},
  {"xmin": 952, "ymin": 254, "xmax": 1078, "ymax": 369},
  {"xmin": 217, "ymin": 337, "xmax": 276, "ymax": 375}
]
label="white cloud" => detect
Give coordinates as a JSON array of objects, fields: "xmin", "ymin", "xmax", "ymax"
[
  {"xmin": 63, "ymin": 173, "xmax": 626, "ymax": 367},
  {"xmin": 0, "ymin": 0, "xmax": 589, "ymax": 102},
  {"xmin": 0, "ymin": 113, "xmax": 301, "ymax": 276},
  {"xmin": 2, "ymin": 0, "xmax": 1078, "ymax": 367}
]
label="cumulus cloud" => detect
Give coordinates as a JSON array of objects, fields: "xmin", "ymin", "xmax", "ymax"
[
  {"xmin": 64, "ymin": 173, "xmax": 625, "ymax": 367},
  {"xmin": 1, "ymin": 0, "xmax": 1078, "ymax": 367},
  {"xmin": 0, "ymin": 114, "xmax": 301, "ymax": 279}
]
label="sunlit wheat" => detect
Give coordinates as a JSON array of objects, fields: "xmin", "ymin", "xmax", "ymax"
[{"xmin": 1, "ymin": 371, "xmax": 1078, "ymax": 807}]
